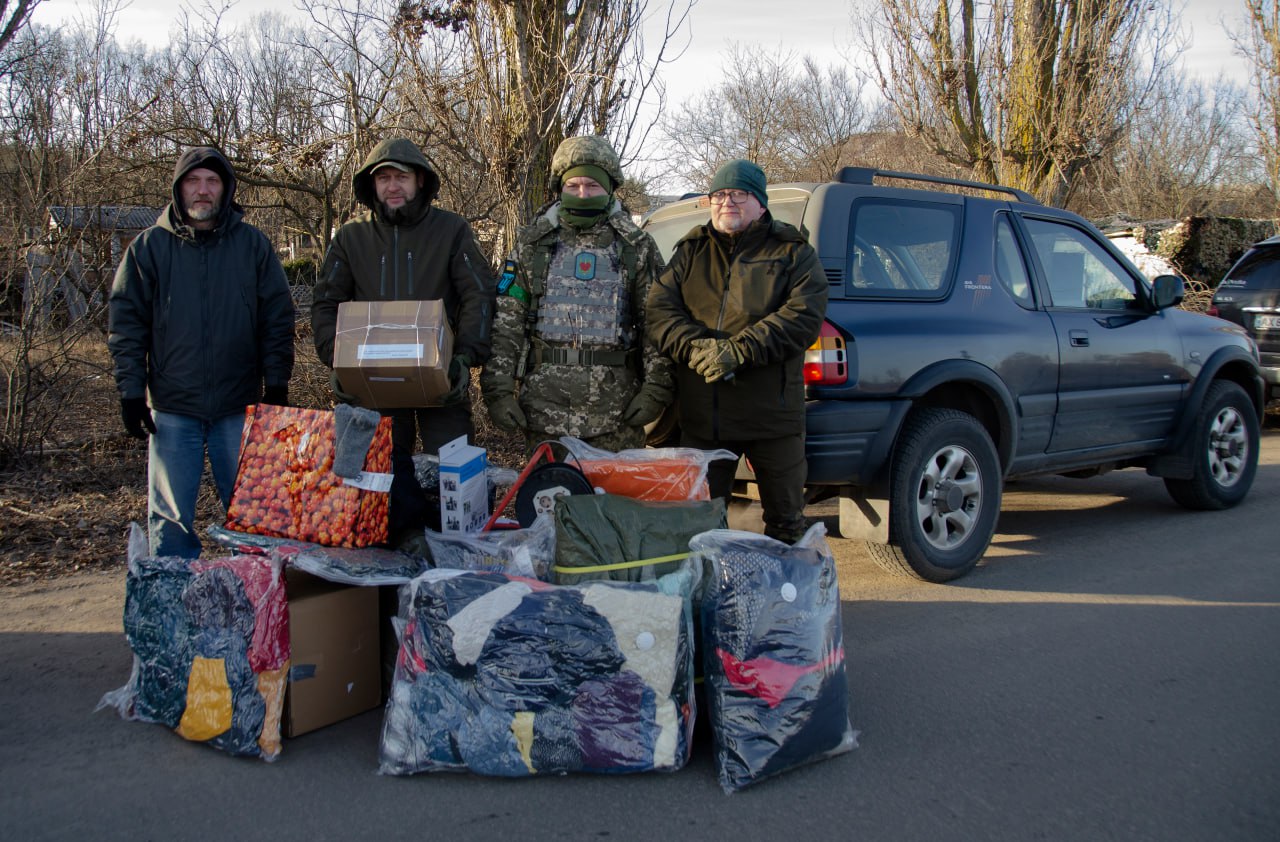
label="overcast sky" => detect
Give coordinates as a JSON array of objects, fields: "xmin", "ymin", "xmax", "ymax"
[{"xmin": 32, "ymin": 0, "xmax": 1251, "ymax": 88}]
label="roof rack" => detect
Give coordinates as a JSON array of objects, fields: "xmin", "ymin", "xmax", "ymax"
[{"xmin": 837, "ymin": 167, "xmax": 1040, "ymax": 205}]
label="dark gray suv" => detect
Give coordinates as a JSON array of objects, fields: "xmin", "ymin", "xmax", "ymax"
[
  {"xmin": 643, "ymin": 168, "xmax": 1264, "ymax": 582},
  {"xmin": 1209, "ymin": 236, "xmax": 1280, "ymax": 403}
]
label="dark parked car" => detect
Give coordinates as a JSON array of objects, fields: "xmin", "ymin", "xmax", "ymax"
[
  {"xmin": 1209, "ymin": 235, "xmax": 1280, "ymax": 404},
  {"xmin": 643, "ymin": 168, "xmax": 1264, "ymax": 582}
]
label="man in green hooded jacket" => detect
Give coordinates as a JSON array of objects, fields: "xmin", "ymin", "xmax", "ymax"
[{"xmin": 312, "ymin": 137, "xmax": 495, "ymax": 541}]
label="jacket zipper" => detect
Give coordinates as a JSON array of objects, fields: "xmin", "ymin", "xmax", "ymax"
[
  {"xmin": 407, "ymin": 250, "xmax": 414, "ymax": 296},
  {"xmin": 379, "ymin": 255, "xmax": 387, "ymax": 297}
]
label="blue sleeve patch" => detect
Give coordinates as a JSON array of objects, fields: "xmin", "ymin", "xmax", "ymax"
[{"xmin": 497, "ymin": 259, "xmax": 518, "ymax": 294}]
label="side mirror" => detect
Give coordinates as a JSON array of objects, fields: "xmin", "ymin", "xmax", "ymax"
[{"xmin": 1151, "ymin": 274, "xmax": 1184, "ymax": 310}]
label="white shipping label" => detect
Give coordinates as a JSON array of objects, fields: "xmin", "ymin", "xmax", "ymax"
[{"xmin": 358, "ymin": 343, "xmax": 424, "ymax": 361}]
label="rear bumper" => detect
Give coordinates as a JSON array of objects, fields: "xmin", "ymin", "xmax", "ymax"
[{"xmin": 804, "ymin": 399, "xmax": 908, "ymax": 486}]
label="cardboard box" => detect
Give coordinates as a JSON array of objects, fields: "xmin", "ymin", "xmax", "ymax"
[
  {"xmin": 438, "ymin": 435, "xmax": 488, "ymax": 534},
  {"xmin": 334, "ymin": 300, "xmax": 453, "ymax": 408},
  {"xmin": 225, "ymin": 405, "xmax": 393, "ymax": 548},
  {"xmin": 284, "ymin": 570, "xmax": 381, "ymax": 737}
]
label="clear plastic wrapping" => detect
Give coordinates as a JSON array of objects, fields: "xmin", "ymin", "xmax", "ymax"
[
  {"xmin": 424, "ymin": 513, "xmax": 556, "ymax": 580},
  {"xmin": 558, "ymin": 436, "xmax": 736, "ymax": 502},
  {"xmin": 692, "ymin": 523, "xmax": 857, "ymax": 792},
  {"xmin": 97, "ymin": 523, "xmax": 290, "ymax": 761},
  {"xmin": 207, "ymin": 523, "xmax": 428, "ymax": 586},
  {"xmin": 378, "ymin": 561, "xmax": 698, "ymax": 777}
]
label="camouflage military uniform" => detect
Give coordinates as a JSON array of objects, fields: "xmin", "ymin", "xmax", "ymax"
[
  {"xmin": 480, "ymin": 137, "xmax": 674, "ymax": 454},
  {"xmin": 482, "ymin": 205, "xmax": 673, "ymax": 452}
]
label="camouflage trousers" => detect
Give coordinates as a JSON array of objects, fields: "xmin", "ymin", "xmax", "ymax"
[{"xmin": 522, "ymin": 424, "xmax": 645, "ymax": 458}]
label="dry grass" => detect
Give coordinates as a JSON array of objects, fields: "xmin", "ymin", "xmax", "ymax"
[{"xmin": 0, "ymin": 329, "xmax": 523, "ymax": 586}]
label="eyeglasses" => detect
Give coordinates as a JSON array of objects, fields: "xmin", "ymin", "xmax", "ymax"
[{"xmin": 708, "ymin": 189, "xmax": 751, "ymax": 205}]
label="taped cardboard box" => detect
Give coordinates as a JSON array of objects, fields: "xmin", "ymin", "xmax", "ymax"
[
  {"xmin": 334, "ymin": 300, "xmax": 453, "ymax": 409},
  {"xmin": 284, "ymin": 569, "xmax": 381, "ymax": 737}
]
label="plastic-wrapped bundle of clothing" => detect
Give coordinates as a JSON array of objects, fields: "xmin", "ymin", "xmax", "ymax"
[
  {"xmin": 693, "ymin": 523, "xmax": 857, "ymax": 792},
  {"xmin": 206, "ymin": 523, "xmax": 430, "ymax": 586},
  {"xmin": 378, "ymin": 560, "xmax": 698, "ymax": 777},
  {"xmin": 425, "ymin": 513, "xmax": 556, "ymax": 580},
  {"xmin": 97, "ymin": 524, "xmax": 289, "ymax": 761}
]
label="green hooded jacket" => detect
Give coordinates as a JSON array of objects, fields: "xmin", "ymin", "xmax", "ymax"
[{"xmin": 311, "ymin": 137, "xmax": 495, "ymax": 367}]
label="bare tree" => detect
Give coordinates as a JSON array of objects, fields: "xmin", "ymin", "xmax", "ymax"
[
  {"xmin": 1231, "ymin": 0, "xmax": 1280, "ymax": 207},
  {"xmin": 1079, "ymin": 75, "xmax": 1262, "ymax": 220},
  {"xmin": 390, "ymin": 0, "xmax": 693, "ymax": 250},
  {"xmin": 660, "ymin": 44, "xmax": 875, "ymax": 188},
  {"xmin": 860, "ymin": 0, "xmax": 1180, "ymax": 207},
  {"xmin": 0, "ymin": 0, "xmax": 41, "ymax": 76}
]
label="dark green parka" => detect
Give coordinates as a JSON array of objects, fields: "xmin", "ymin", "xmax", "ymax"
[
  {"xmin": 108, "ymin": 146, "xmax": 295, "ymax": 420},
  {"xmin": 645, "ymin": 214, "xmax": 827, "ymax": 440},
  {"xmin": 311, "ymin": 137, "xmax": 495, "ymax": 368}
]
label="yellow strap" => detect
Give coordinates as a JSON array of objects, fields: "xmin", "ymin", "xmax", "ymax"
[{"xmin": 552, "ymin": 552, "xmax": 690, "ymax": 576}]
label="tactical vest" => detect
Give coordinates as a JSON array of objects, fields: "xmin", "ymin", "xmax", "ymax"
[{"xmin": 518, "ymin": 210, "xmax": 646, "ymax": 369}]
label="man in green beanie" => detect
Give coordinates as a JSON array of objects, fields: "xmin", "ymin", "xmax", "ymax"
[
  {"xmin": 646, "ymin": 159, "xmax": 827, "ymax": 543},
  {"xmin": 312, "ymin": 137, "xmax": 496, "ymax": 544},
  {"xmin": 481, "ymin": 135, "xmax": 673, "ymax": 453}
]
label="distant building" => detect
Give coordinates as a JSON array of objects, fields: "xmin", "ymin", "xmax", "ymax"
[{"xmin": 22, "ymin": 206, "xmax": 161, "ymax": 328}]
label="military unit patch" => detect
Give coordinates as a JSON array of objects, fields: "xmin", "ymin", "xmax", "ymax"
[{"xmin": 574, "ymin": 251, "xmax": 596, "ymax": 281}]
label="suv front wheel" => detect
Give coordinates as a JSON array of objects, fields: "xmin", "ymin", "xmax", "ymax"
[
  {"xmin": 1163, "ymin": 380, "xmax": 1260, "ymax": 510},
  {"xmin": 868, "ymin": 408, "xmax": 1001, "ymax": 583}
]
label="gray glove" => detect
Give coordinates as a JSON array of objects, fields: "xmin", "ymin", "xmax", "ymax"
[{"xmin": 332, "ymin": 404, "xmax": 382, "ymax": 478}]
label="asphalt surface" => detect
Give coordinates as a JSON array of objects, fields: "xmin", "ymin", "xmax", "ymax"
[{"xmin": 2, "ymin": 429, "xmax": 1278, "ymax": 841}]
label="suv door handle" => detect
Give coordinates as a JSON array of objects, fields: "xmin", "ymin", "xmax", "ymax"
[{"xmin": 1069, "ymin": 329, "xmax": 1090, "ymax": 347}]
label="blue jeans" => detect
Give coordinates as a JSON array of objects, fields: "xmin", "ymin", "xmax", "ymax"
[{"xmin": 148, "ymin": 409, "xmax": 245, "ymax": 558}]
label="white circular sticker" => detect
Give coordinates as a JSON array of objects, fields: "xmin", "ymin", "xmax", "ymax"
[
  {"xmin": 780, "ymin": 582, "xmax": 797, "ymax": 603},
  {"xmin": 635, "ymin": 631, "xmax": 655, "ymax": 650}
]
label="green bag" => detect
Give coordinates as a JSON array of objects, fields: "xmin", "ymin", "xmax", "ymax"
[{"xmin": 551, "ymin": 493, "xmax": 726, "ymax": 585}]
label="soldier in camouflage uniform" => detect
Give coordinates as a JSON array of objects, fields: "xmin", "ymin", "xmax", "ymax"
[{"xmin": 480, "ymin": 136, "xmax": 674, "ymax": 453}]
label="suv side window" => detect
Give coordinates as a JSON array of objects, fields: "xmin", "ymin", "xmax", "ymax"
[
  {"xmin": 848, "ymin": 200, "xmax": 959, "ymax": 298},
  {"xmin": 994, "ymin": 214, "xmax": 1034, "ymax": 308},
  {"xmin": 1023, "ymin": 217, "xmax": 1139, "ymax": 310}
]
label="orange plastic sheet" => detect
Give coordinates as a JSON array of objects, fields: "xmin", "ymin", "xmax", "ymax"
[{"xmin": 559, "ymin": 436, "xmax": 737, "ymax": 503}]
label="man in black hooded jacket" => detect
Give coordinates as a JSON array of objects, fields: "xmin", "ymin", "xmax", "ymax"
[
  {"xmin": 311, "ymin": 137, "xmax": 495, "ymax": 543},
  {"xmin": 109, "ymin": 146, "xmax": 295, "ymax": 558}
]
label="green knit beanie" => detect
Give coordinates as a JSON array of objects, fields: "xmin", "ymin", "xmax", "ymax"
[
  {"xmin": 562, "ymin": 164, "xmax": 614, "ymax": 193},
  {"xmin": 708, "ymin": 159, "xmax": 768, "ymax": 208}
]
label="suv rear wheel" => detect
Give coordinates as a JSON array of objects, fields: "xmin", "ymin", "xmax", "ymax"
[
  {"xmin": 868, "ymin": 408, "xmax": 1001, "ymax": 583},
  {"xmin": 1163, "ymin": 380, "xmax": 1259, "ymax": 510}
]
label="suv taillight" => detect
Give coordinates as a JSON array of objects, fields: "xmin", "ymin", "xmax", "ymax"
[
  {"xmin": 804, "ymin": 322, "xmax": 847, "ymax": 385},
  {"xmin": 1207, "ymin": 304, "xmax": 1219, "ymax": 317}
]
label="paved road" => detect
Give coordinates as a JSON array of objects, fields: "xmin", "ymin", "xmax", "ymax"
[{"xmin": 3, "ymin": 430, "xmax": 1278, "ymax": 841}]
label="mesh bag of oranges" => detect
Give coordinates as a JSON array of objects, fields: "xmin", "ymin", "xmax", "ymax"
[{"xmin": 225, "ymin": 404, "xmax": 393, "ymax": 547}]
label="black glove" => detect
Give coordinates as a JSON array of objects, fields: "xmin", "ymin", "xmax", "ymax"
[
  {"xmin": 121, "ymin": 397, "xmax": 156, "ymax": 439},
  {"xmin": 487, "ymin": 395, "xmax": 527, "ymax": 432},
  {"xmin": 329, "ymin": 370, "xmax": 358, "ymax": 405},
  {"xmin": 442, "ymin": 353, "xmax": 473, "ymax": 406},
  {"xmin": 261, "ymin": 385, "xmax": 289, "ymax": 406}
]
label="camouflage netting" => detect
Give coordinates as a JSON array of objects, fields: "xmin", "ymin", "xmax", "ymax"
[{"xmin": 1153, "ymin": 217, "xmax": 1279, "ymax": 289}]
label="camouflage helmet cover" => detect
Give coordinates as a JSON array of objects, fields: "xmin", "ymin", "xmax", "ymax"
[{"xmin": 550, "ymin": 135, "xmax": 624, "ymax": 191}]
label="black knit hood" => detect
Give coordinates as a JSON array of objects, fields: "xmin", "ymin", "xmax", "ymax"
[{"xmin": 169, "ymin": 146, "xmax": 239, "ymax": 230}]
